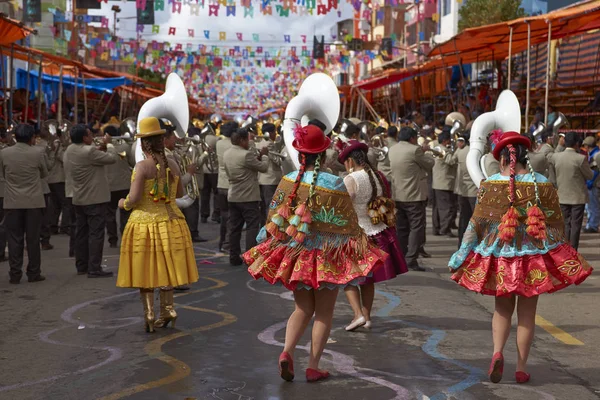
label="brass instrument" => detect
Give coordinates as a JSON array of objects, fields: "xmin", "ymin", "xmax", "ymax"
[
  {"xmin": 177, "ymin": 142, "xmax": 200, "ymax": 200},
  {"xmin": 371, "ymin": 133, "xmax": 389, "ymax": 162},
  {"xmin": 120, "ymin": 117, "xmax": 137, "ymax": 140},
  {"xmin": 192, "ymin": 118, "xmax": 205, "ymax": 129},
  {"xmin": 551, "ymin": 112, "xmax": 568, "ymax": 136},
  {"xmin": 532, "ymin": 122, "xmax": 546, "ymax": 145},
  {"xmin": 44, "ymin": 119, "xmax": 72, "ymax": 148},
  {"xmin": 446, "ymin": 112, "xmax": 466, "ymax": 154},
  {"xmin": 429, "ymin": 145, "xmax": 447, "ymax": 158},
  {"xmin": 111, "ymin": 132, "xmax": 133, "ymax": 145}
]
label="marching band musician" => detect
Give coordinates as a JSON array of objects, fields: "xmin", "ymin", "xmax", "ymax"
[
  {"xmin": 389, "ymin": 126, "xmax": 434, "ymax": 271},
  {"xmin": 453, "ymin": 132, "xmax": 478, "ymax": 246},
  {"xmin": 377, "ymin": 125, "xmax": 399, "ymax": 183},
  {"xmin": 223, "ymin": 127, "xmax": 269, "ymax": 266},
  {"xmin": 526, "ymin": 132, "xmax": 550, "ymax": 179},
  {"xmin": 1, "ymin": 124, "xmax": 48, "ymax": 283},
  {"xmin": 104, "ymin": 122, "xmax": 134, "ymax": 248},
  {"xmin": 256, "ymin": 123, "xmax": 283, "ymax": 225},
  {"xmin": 34, "ymin": 129, "xmax": 54, "ymax": 251},
  {"xmin": 162, "ymin": 122, "xmax": 208, "ymax": 243},
  {"xmin": 431, "ymin": 130, "xmax": 458, "ymax": 238},
  {"xmin": 200, "ymin": 127, "xmax": 220, "ymax": 224},
  {"xmin": 64, "ymin": 124, "xmax": 116, "ymax": 278},
  {"xmin": 182, "ymin": 126, "xmax": 208, "ymax": 243},
  {"xmin": 216, "ymin": 121, "xmax": 238, "ymax": 253},
  {"xmin": 46, "ymin": 127, "xmax": 70, "ymax": 237},
  {"xmin": 547, "ymin": 132, "xmax": 593, "ymax": 249}
]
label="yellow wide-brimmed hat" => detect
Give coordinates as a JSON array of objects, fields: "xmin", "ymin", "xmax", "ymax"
[{"xmin": 137, "ymin": 117, "xmax": 166, "ymax": 138}]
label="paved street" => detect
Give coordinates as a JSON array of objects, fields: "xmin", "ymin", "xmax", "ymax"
[{"xmin": 1, "ymin": 211, "xmax": 599, "ymax": 400}]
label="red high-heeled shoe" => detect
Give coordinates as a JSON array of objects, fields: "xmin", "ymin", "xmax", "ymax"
[
  {"xmin": 306, "ymin": 368, "xmax": 330, "ymax": 382},
  {"xmin": 515, "ymin": 371, "xmax": 531, "ymax": 383},
  {"xmin": 278, "ymin": 352, "xmax": 294, "ymax": 382},
  {"xmin": 488, "ymin": 352, "xmax": 504, "ymax": 383}
]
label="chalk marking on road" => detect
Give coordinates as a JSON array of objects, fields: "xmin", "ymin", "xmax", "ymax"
[
  {"xmin": 0, "ymin": 327, "xmax": 123, "ymax": 393},
  {"xmin": 99, "ymin": 277, "xmax": 237, "ymax": 400},
  {"xmin": 61, "ymin": 291, "xmax": 140, "ymax": 329},
  {"xmin": 535, "ymin": 315, "xmax": 584, "ymax": 346},
  {"xmin": 258, "ymin": 322, "xmax": 412, "ymax": 400},
  {"xmin": 174, "ymin": 276, "xmax": 228, "ymax": 298},
  {"xmin": 376, "ymin": 289, "xmax": 484, "ymax": 400},
  {"xmin": 356, "ymin": 367, "xmax": 454, "ymax": 383},
  {"xmin": 246, "ymin": 279, "xmax": 290, "ymax": 299}
]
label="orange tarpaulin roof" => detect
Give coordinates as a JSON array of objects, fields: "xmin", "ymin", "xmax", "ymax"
[
  {"xmin": 353, "ymin": 67, "xmax": 420, "ymax": 90},
  {"xmin": 428, "ymin": 0, "xmax": 600, "ymax": 62},
  {"xmin": 0, "ymin": 14, "xmax": 36, "ymax": 46}
]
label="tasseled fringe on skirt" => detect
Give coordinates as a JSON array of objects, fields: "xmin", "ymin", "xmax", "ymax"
[{"xmin": 471, "ymin": 217, "xmax": 567, "ymax": 250}]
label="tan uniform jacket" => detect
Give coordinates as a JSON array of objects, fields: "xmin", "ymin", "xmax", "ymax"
[
  {"xmin": 483, "ymin": 154, "xmax": 501, "ymax": 176},
  {"xmin": 549, "ymin": 148, "xmax": 594, "ymax": 205},
  {"xmin": 224, "ymin": 145, "xmax": 268, "ymax": 202},
  {"xmin": 528, "ymin": 150, "xmax": 549, "ymax": 178},
  {"xmin": 34, "ymin": 140, "xmax": 51, "ymax": 194},
  {"xmin": 256, "ymin": 139, "xmax": 283, "ymax": 186},
  {"xmin": 431, "ymin": 144, "xmax": 457, "ymax": 191},
  {"xmin": 216, "ymin": 137, "xmax": 232, "ymax": 190},
  {"xmin": 377, "ymin": 137, "xmax": 398, "ymax": 182},
  {"xmin": 539, "ymin": 143, "xmax": 556, "ymax": 184},
  {"xmin": 325, "ymin": 148, "xmax": 345, "ymax": 177},
  {"xmin": 453, "ymin": 146, "xmax": 478, "ymax": 197},
  {"xmin": 389, "ymin": 141, "xmax": 434, "ymax": 202},
  {"xmin": 66, "ymin": 143, "xmax": 117, "ymax": 206},
  {"xmin": 0, "ymin": 143, "xmax": 48, "ymax": 209},
  {"xmin": 47, "ymin": 145, "xmax": 66, "ymax": 184},
  {"xmin": 106, "ymin": 142, "xmax": 134, "ymax": 192}
]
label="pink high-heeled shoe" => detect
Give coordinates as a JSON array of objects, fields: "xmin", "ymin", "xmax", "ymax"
[{"xmin": 488, "ymin": 352, "xmax": 504, "ymax": 383}]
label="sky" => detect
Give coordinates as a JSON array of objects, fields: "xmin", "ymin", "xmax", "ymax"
[{"xmin": 89, "ymin": 1, "xmax": 356, "ymax": 47}]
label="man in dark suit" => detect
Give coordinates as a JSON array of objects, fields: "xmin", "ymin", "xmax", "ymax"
[{"xmin": 1, "ymin": 124, "xmax": 48, "ymax": 283}]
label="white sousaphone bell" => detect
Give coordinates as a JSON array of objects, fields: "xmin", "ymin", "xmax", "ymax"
[
  {"xmin": 283, "ymin": 73, "xmax": 340, "ymax": 170},
  {"xmin": 467, "ymin": 90, "xmax": 521, "ymax": 186},
  {"xmin": 133, "ymin": 73, "xmax": 192, "ymax": 208}
]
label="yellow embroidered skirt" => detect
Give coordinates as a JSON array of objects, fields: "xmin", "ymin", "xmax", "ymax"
[{"xmin": 117, "ymin": 218, "xmax": 199, "ymax": 288}]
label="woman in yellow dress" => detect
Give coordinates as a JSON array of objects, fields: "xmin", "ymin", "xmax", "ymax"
[{"xmin": 116, "ymin": 117, "xmax": 199, "ymax": 333}]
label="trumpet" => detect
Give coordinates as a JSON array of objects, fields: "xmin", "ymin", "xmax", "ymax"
[
  {"xmin": 428, "ymin": 145, "xmax": 447, "ymax": 158},
  {"xmin": 111, "ymin": 132, "xmax": 134, "ymax": 145}
]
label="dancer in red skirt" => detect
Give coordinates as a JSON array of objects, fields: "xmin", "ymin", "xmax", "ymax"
[
  {"xmin": 449, "ymin": 131, "xmax": 593, "ymax": 384},
  {"xmin": 337, "ymin": 140, "xmax": 408, "ymax": 331},
  {"xmin": 244, "ymin": 125, "xmax": 387, "ymax": 382}
]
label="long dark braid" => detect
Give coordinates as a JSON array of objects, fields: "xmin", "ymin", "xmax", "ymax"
[
  {"xmin": 141, "ymin": 136, "xmax": 168, "ymax": 178},
  {"xmin": 348, "ymin": 149, "xmax": 385, "ymax": 203}
]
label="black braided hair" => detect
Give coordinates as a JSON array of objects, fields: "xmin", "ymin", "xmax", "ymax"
[
  {"xmin": 347, "ymin": 149, "xmax": 386, "ymax": 202},
  {"xmin": 141, "ymin": 135, "xmax": 169, "ymax": 178}
]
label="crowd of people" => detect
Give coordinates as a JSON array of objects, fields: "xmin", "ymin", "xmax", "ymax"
[{"xmin": 0, "ymin": 79, "xmax": 594, "ymax": 386}]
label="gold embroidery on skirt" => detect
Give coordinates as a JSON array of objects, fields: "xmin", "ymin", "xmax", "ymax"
[
  {"xmin": 524, "ymin": 269, "xmax": 549, "ymax": 285},
  {"xmin": 557, "ymin": 260, "xmax": 581, "ymax": 276}
]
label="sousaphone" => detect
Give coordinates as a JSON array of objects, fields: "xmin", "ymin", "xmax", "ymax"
[{"xmin": 283, "ymin": 73, "xmax": 340, "ymax": 169}]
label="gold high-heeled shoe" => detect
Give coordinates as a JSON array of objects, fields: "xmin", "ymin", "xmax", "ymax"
[
  {"xmin": 140, "ymin": 288, "xmax": 155, "ymax": 333},
  {"xmin": 154, "ymin": 288, "xmax": 177, "ymax": 328}
]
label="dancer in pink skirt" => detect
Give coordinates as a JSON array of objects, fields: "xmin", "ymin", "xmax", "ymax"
[{"xmin": 338, "ymin": 140, "xmax": 408, "ymax": 331}]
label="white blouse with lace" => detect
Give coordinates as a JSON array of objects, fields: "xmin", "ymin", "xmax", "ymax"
[{"xmin": 343, "ymin": 169, "xmax": 388, "ymax": 236}]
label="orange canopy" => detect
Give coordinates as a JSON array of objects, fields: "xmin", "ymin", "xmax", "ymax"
[
  {"xmin": 0, "ymin": 15, "xmax": 36, "ymax": 46},
  {"xmin": 428, "ymin": 0, "xmax": 600, "ymax": 62}
]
